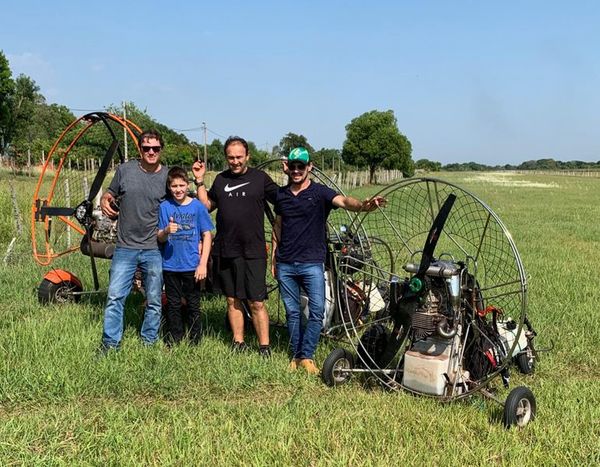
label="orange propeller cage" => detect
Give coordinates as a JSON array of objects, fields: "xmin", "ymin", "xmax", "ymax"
[{"xmin": 31, "ymin": 112, "xmax": 142, "ymax": 266}]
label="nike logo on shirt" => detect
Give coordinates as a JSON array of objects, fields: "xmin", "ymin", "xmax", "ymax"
[{"xmin": 224, "ymin": 182, "xmax": 250, "ymax": 192}]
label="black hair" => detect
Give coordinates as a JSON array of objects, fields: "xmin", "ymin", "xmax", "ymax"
[
  {"xmin": 224, "ymin": 136, "xmax": 249, "ymax": 156},
  {"xmin": 138, "ymin": 129, "xmax": 164, "ymax": 148}
]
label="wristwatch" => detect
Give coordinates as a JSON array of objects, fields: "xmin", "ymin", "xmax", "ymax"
[{"xmin": 194, "ymin": 179, "xmax": 204, "ymax": 187}]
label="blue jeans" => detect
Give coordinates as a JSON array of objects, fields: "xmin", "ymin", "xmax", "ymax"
[
  {"xmin": 102, "ymin": 247, "xmax": 163, "ymax": 348},
  {"xmin": 277, "ymin": 262, "xmax": 325, "ymax": 359}
]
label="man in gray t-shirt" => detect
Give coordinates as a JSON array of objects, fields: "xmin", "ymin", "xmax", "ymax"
[{"xmin": 99, "ymin": 130, "xmax": 168, "ymax": 352}]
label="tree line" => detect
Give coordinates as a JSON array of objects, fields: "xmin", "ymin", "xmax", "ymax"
[
  {"xmin": 3, "ymin": 50, "xmax": 597, "ymax": 180},
  {"xmin": 415, "ymin": 158, "xmax": 600, "ymax": 172},
  {"xmin": 0, "ymin": 51, "xmax": 415, "ymax": 183}
]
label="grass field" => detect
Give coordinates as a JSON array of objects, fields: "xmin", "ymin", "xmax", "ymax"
[{"xmin": 1, "ymin": 169, "xmax": 599, "ymax": 465}]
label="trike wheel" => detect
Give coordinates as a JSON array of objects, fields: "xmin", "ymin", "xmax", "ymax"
[
  {"xmin": 515, "ymin": 350, "xmax": 535, "ymax": 374},
  {"xmin": 38, "ymin": 278, "xmax": 82, "ymax": 304},
  {"xmin": 322, "ymin": 348, "xmax": 354, "ymax": 387},
  {"xmin": 503, "ymin": 386, "xmax": 536, "ymax": 428}
]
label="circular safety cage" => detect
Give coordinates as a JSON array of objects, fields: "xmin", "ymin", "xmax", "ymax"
[{"xmin": 332, "ymin": 177, "xmax": 528, "ymax": 398}]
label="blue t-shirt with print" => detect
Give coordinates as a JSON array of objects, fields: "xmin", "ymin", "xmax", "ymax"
[{"xmin": 158, "ymin": 198, "xmax": 214, "ymax": 272}]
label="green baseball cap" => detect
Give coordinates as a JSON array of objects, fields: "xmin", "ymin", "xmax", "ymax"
[{"xmin": 288, "ymin": 147, "xmax": 310, "ymax": 164}]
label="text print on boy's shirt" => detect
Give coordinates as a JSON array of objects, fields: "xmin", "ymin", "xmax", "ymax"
[
  {"xmin": 170, "ymin": 211, "xmax": 195, "ymax": 234},
  {"xmin": 158, "ymin": 198, "xmax": 214, "ymax": 271}
]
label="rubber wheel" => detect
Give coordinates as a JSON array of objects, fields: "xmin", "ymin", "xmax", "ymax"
[
  {"xmin": 321, "ymin": 348, "xmax": 354, "ymax": 387},
  {"xmin": 503, "ymin": 386, "xmax": 536, "ymax": 428},
  {"xmin": 38, "ymin": 278, "xmax": 82, "ymax": 304},
  {"xmin": 515, "ymin": 350, "xmax": 535, "ymax": 375}
]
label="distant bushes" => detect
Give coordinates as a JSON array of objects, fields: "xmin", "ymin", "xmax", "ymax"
[{"xmin": 442, "ymin": 158, "xmax": 600, "ymax": 172}]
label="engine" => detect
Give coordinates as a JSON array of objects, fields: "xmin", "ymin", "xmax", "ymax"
[
  {"xmin": 79, "ymin": 207, "xmax": 118, "ymax": 259},
  {"xmin": 91, "ymin": 207, "xmax": 118, "ymax": 243},
  {"xmin": 399, "ymin": 260, "xmax": 470, "ymax": 396},
  {"xmin": 399, "ymin": 260, "xmax": 461, "ymax": 341},
  {"xmin": 409, "ymin": 276, "xmax": 451, "ymax": 340}
]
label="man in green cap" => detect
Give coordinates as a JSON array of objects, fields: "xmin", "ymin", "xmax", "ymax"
[{"xmin": 271, "ymin": 147, "xmax": 386, "ymax": 374}]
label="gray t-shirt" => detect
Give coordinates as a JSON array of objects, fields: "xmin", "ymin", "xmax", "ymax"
[{"xmin": 107, "ymin": 160, "xmax": 168, "ymax": 249}]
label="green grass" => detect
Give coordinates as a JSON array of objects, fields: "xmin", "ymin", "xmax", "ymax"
[{"xmin": 1, "ymin": 169, "xmax": 600, "ymax": 465}]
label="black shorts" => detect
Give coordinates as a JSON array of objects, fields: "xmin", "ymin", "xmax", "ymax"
[{"xmin": 213, "ymin": 256, "xmax": 267, "ymax": 301}]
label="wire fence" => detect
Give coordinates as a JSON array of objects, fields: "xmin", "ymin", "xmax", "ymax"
[{"xmin": 513, "ymin": 170, "xmax": 600, "ymax": 178}]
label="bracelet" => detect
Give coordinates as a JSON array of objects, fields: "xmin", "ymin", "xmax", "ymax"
[{"xmin": 194, "ymin": 179, "xmax": 204, "ymax": 187}]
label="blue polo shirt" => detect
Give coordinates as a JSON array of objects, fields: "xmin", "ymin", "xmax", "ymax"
[{"xmin": 274, "ymin": 181, "xmax": 338, "ymax": 263}]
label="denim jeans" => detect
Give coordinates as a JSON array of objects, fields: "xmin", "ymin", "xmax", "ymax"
[
  {"xmin": 102, "ymin": 247, "xmax": 163, "ymax": 348},
  {"xmin": 277, "ymin": 262, "xmax": 325, "ymax": 359}
]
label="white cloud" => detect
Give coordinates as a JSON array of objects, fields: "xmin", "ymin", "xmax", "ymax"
[
  {"xmin": 6, "ymin": 52, "xmax": 54, "ymax": 80},
  {"xmin": 6, "ymin": 51, "xmax": 59, "ymax": 100}
]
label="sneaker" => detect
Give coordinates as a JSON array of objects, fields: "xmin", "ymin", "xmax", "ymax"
[
  {"xmin": 258, "ymin": 345, "xmax": 272, "ymax": 358},
  {"xmin": 289, "ymin": 358, "xmax": 301, "ymax": 370},
  {"xmin": 96, "ymin": 343, "xmax": 119, "ymax": 358},
  {"xmin": 299, "ymin": 358, "xmax": 320, "ymax": 375},
  {"xmin": 231, "ymin": 341, "xmax": 250, "ymax": 353}
]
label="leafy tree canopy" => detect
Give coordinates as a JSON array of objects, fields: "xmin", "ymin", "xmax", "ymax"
[
  {"xmin": 342, "ymin": 109, "xmax": 413, "ymax": 183},
  {"xmin": 313, "ymin": 147, "xmax": 342, "ymax": 170},
  {"xmin": 415, "ymin": 158, "xmax": 442, "ymax": 172},
  {"xmin": 0, "ymin": 51, "xmax": 15, "ymax": 152},
  {"xmin": 277, "ymin": 132, "xmax": 314, "ymax": 159},
  {"xmin": 206, "ymin": 138, "xmax": 224, "ymax": 170},
  {"xmin": 441, "ymin": 158, "xmax": 600, "ymax": 171},
  {"xmin": 247, "ymin": 140, "xmax": 270, "ymax": 166},
  {"xmin": 2, "ymin": 51, "xmax": 597, "ymax": 173}
]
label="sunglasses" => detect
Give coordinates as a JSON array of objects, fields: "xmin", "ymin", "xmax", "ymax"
[
  {"xmin": 141, "ymin": 145, "xmax": 162, "ymax": 153},
  {"xmin": 289, "ymin": 163, "xmax": 307, "ymax": 171}
]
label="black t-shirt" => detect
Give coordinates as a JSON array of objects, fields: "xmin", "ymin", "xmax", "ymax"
[
  {"xmin": 208, "ymin": 167, "xmax": 278, "ymax": 259},
  {"xmin": 274, "ymin": 181, "xmax": 338, "ymax": 264}
]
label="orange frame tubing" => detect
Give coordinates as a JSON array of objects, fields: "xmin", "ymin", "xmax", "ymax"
[{"xmin": 31, "ymin": 113, "xmax": 143, "ymax": 266}]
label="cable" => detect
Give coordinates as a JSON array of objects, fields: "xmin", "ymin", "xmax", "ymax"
[
  {"xmin": 68, "ymin": 107, "xmax": 107, "ymax": 112},
  {"xmin": 207, "ymin": 128, "xmax": 226, "ymax": 139},
  {"xmin": 174, "ymin": 127, "xmax": 203, "ymax": 132}
]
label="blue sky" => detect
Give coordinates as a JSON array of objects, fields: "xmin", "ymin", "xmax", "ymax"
[{"xmin": 2, "ymin": 1, "xmax": 599, "ymax": 164}]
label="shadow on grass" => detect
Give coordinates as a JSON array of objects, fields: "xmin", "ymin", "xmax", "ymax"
[
  {"xmin": 200, "ymin": 291, "xmax": 292, "ymax": 356},
  {"xmin": 77, "ymin": 284, "xmax": 294, "ymax": 356}
]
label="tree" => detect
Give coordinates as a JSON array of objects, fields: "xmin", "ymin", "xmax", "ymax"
[
  {"xmin": 206, "ymin": 138, "xmax": 224, "ymax": 170},
  {"xmin": 29, "ymin": 103, "xmax": 74, "ymax": 161},
  {"xmin": 313, "ymin": 147, "xmax": 342, "ymax": 170},
  {"xmin": 415, "ymin": 158, "xmax": 441, "ymax": 172},
  {"xmin": 342, "ymin": 110, "xmax": 413, "ymax": 183},
  {"xmin": 0, "ymin": 51, "xmax": 15, "ymax": 154},
  {"xmin": 10, "ymin": 74, "xmax": 43, "ymax": 163},
  {"xmin": 247, "ymin": 140, "xmax": 270, "ymax": 166},
  {"xmin": 277, "ymin": 132, "xmax": 314, "ymax": 159},
  {"xmin": 107, "ymin": 102, "xmax": 196, "ymax": 166}
]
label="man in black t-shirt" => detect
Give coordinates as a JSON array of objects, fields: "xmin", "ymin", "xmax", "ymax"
[
  {"xmin": 271, "ymin": 147, "xmax": 386, "ymax": 374},
  {"xmin": 192, "ymin": 137, "xmax": 277, "ymax": 356}
]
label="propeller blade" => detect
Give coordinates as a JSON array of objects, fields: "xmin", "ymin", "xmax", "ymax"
[
  {"xmin": 87, "ymin": 139, "xmax": 120, "ymax": 202},
  {"xmin": 39, "ymin": 206, "xmax": 75, "ymax": 218},
  {"xmin": 416, "ymin": 193, "xmax": 456, "ymax": 277}
]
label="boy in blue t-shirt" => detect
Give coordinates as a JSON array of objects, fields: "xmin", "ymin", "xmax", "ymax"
[{"xmin": 158, "ymin": 167, "xmax": 214, "ymax": 345}]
